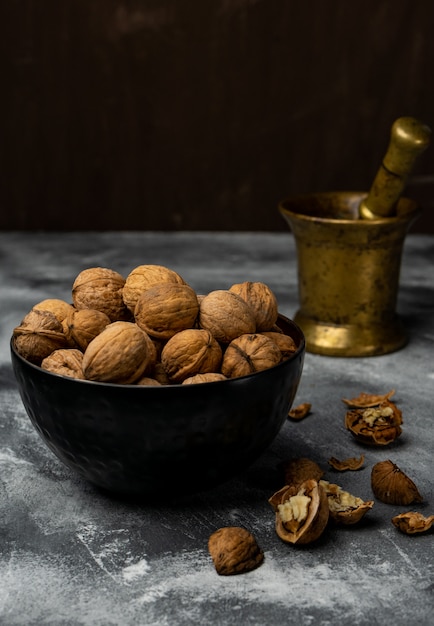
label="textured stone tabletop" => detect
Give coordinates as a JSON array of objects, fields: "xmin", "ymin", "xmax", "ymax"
[{"xmin": 0, "ymin": 232, "xmax": 433, "ymax": 626}]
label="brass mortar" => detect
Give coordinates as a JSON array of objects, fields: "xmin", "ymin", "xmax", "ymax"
[{"xmin": 279, "ymin": 117, "xmax": 431, "ymax": 357}]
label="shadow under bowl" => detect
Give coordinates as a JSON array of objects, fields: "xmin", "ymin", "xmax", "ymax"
[{"xmin": 10, "ymin": 315, "xmax": 305, "ymax": 498}]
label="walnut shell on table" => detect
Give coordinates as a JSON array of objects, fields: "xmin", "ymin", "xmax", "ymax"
[
  {"xmin": 221, "ymin": 333, "xmax": 282, "ymax": 378},
  {"xmin": 122, "ymin": 264, "xmax": 186, "ymax": 313},
  {"xmin": 199, "ymin": 290, "xmax": 256, "ymax": 344},
  {"xmin": 229, "ymin": 281, "xmax": 279, "ymax": 331},
  {"xmin": 371, "ymin": 460, "xmax": 423, "ymax": 505},
  {"xmin": 134, "ymin": 282, "xmax": 199, "ymax": 341},
  {"xmin": 82, "ymin": 321, "xmax": 157, "ymax": 384},
  {"xmin": 208, "ymin": 527, "xmax": 264, "ymax": 575},
  {"xmin": 268, "ymin": 479, "xmax": 330, "ymax": 544},
  {"xmin": 41, "ymin": 348, "xmax": 85, "ymax": 379},
  {"xmin": 161, "ymin": 328, "xmax": 223, "ymax": 383},
  {"xmin": 63, "ymin": 308, "xmax": 111, "ymax": 351},
  {"xmin": 72, "ymin": 267, "xmax": 131, "ymax": 322},
  {"xmin": 13, "ymin": 309, "xmax": 68, "ymax": 364},
  {"xmin": 319, "ymin": 480, "xmax": 374, "ymax": 525}
]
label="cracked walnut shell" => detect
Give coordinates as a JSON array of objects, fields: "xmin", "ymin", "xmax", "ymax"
[
  {"xmin": 229, "ymin": 281, "xmax": 278, "ymax": 332},
  {"xmin": 371, "ymin": 460, "xmax": 423, "ymax": 505},
  {"xmin": 208, "ymin": 527, "xmax": 264, "ymax": 575},
  {"xmin": 319, "ymin": 480, "xmax": 374, "ymax": 525},
  {"xmin": 221, "ymin": 333, "xmax": 282, "ymax": 378},
  {"xmin": 82, "ymin": 321, "xmax": 156, "ymax": 384},
  {"xmin": 392, "ymin": 511, "xmax": 434, "ymax": 535},
  {"xmin": 268, "ymin": 479, "xmax": 329, "ymax": 544},
  {"xmin": 345, "ymin": 399, "xmax": 402, "ymax": 445},
  {"xmin": 160, "ymin": 328, "xmax": 223, "ymax": 383}
]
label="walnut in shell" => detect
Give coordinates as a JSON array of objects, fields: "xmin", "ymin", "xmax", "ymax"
[
  {"xmin": 161, "ymin": 328, "xmax": 223, "ymax": 383},
  {"xmin": 319, "ymin": 480, "xmax": 374, "ymax": 525},
  {"xmin": 123, "ymin": 264, "xmax": 185, "ymax": 313},
  {"xmin": 182, "ymin": 373, "xmax": 227, "ymax": 384},
  {"xmin": 72, "ymin": 267, "xmax": 131, "ymax": 322},
  {"xmin": 134, "ymin": 283, "xmax": 199, "ymax": 341},
  {"xmin": 199, "ymin": 290, "xmax": 256, "ymax": 343},
  {"xmin": 261, "ymin": 331, "xmax": 298, "ymax": 359},
  {"xmin": 279, "ymin": 457, "xmax": 325, "ymax": 488},
  {"xmin": 345, "ymin": 399, "xmax": 403, "ymax": 446},
  {"xmin": 82, "ymin": 321, "xmax": 156, "ymax": 384},
  {"xmin": 229, "ymin": 281, "xmax": 278, "ymax": 331},
  {"xmin": 64, "ymin": 308, "xmax": 111, "ymax": 351},
  {"xmin": 221, "ymin": 333, "xmax": 281, "ymax": 378},
  {"xmin": 208, "ymin": 527, "xmax": 264, "ymax": 575},
  {"xmin": 33, "ymin": 299, "xmax": 75, "ymax": 323},
  {"xmin": 371, "ymin": 460, "xmax": 423, "ymax": 505},
  {"xmin": 391, "ymin": 511, "xmax": 434, "ymax": 535},
  {"xmin": 13, "ymin": 309, "xmax": 68, "ymax": 364},
  {"xmin": 41, "ymin": 349, "xmax": 85, "ymax": 379},
  {"xmin": 268, "ymin": 479, "xmax": 329, "ymax": 544}
]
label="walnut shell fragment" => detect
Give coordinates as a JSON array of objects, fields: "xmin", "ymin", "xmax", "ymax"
[
  {"xmin": 229, "ymin": 281, "xmax": 278, "ymax": 332},
  {"xmin": 268, "ymin": 479, "xmax": 329, "ymax": 544},
  {"xmin": 279, "ymin": 457, "xmax": 325, "ymax": 488},
  {"xmin": 328, "ymin": 455, "xmax": 365, "ymax": 471},
  {"xmin": 371, "ymin": 460, "xmax": 423, "ymax": 505},
  {"xmin": 342, "ymin": 389, "xmax": 396, "ymax": 408},
  {"xmin": 221, "ymin": 333, "xmax": 282, "ymax": 378},
  {"xmin": 319, "ymin": 480, "xmax": 374, "ymax": 525},
  {"xmin": 391, "ymin": 512, "xmax": 434, "ymax": 535},
  {"xmin": 345, "ymin": 399, "xmax": 403, "ymax": 446},
  {"xmin": 41, "ymin": 349, "xmax": 85, "ymax": 380},
  {"xmin": 208, "ymin": 527, "xmax": 264, "ymax": 575},
  {"xmin": 288, "ymin": 402, "xmax": 312, "ymax": 421}
]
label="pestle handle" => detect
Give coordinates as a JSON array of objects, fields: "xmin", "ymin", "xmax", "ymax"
[{"xmin": 359, "ymin": 116, "xmax": 431, "ymax": 219}]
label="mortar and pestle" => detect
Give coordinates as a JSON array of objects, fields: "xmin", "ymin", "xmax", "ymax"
[{"xmin": 279, "ymin": 117, "xmax": 431, "ymax": 357}]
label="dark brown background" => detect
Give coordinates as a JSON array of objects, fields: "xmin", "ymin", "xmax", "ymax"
[{"xmin": 2, "ymin": 0, "xmax": 434, "ymax": 232}]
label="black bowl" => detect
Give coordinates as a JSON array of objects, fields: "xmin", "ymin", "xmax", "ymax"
[{"xmin": 10, "ymin": 315, "xmax": 305, "ymax": 498}]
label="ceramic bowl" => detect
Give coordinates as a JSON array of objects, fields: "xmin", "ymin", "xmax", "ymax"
[{"xmin": 10, "ymin": 314, "xmax": 305, "ymax": 498}]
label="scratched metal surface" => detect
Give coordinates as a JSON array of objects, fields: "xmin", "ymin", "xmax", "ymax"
[{"xmin": 0, "ymin": 232, "xmax": 433, "ymax": 626}]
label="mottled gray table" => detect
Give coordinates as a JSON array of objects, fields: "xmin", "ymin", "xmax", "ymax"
[{"xmin": 1, "ymin": 232, "xmax": 433, "ymax": 626}]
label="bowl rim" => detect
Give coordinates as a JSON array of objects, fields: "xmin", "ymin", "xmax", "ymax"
[{"xmin": 10, "ymin": 313, "xmax": 305, "ymax": 390}]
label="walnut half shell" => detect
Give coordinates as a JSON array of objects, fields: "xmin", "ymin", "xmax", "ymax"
[
  {"xmin": 345, "ymin": 399, "xmax": 403, "ymax": 446},
  {"xmin": 319, "ymin": 480, "xmax": 374, "ymax": 525},
  {"xmin": 268, "ymin": 479, "xmax": 329, "ymax": 544},
  {"xmin": 371, "ymin": 460, "xmax": 423, "ymax": 505}
]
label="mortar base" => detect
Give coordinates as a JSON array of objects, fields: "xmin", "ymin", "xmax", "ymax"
[{"xmin": 293, "ymin": 311, "xmax": 408, "ymax": 357}]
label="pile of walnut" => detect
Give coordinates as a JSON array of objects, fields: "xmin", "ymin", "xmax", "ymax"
[
  {"xmin": 13, "ymin": 265, "xmax": 298, "ymax": 385},
  {"xmin": 208, "ymin": 390, "xmax": 433, "ymax": 576}
]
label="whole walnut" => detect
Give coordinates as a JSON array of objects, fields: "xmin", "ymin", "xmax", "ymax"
[
  {"xmin": 82, "ymin": 321, "xmax": 156, "ymax": 384},
  {"xmin": 199, "ymin": 290, "xmax": 256, "ymax": 343},
  {"xmin": 261, "ymin": 331, "xmax": 298, "ymax": 359},
  {"xmin": 41, "ymin": 349, "xmax": 85, "ymax": 379},
  {"xmin": 182, "ymin": 373, "xmax": 227, "ymax": 384},
  {"xmin": 123, "ymin": 264, "xmax": 185, "ymax": 313},
  {"xmin": 13, "ymin": 309, "xmax": 68, "ymax": 364},
  {"xmin": 33, "ymin": 299, "xmax": 75, "ymax": 323},
  {"xmin": 161, "ymin": 328, "xmax": 223, "ymax": 383},
  {"xmin": 134, "ymin": 283, "xmax": 199, "ymax": 341},
  {"xmin": 72, "ymin": 267, "xmax": 131, "ymax": 322},
  {"xmin": 229, "ymin": 281, "xmax": 278, "ymax": 331},
  {"xmin": 221, "ymin": 333, "xmax": 282, "ymax": 378},
  {"xmin": 64, "ymin": 308, "xmax": 111, "ymax": 351}
]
